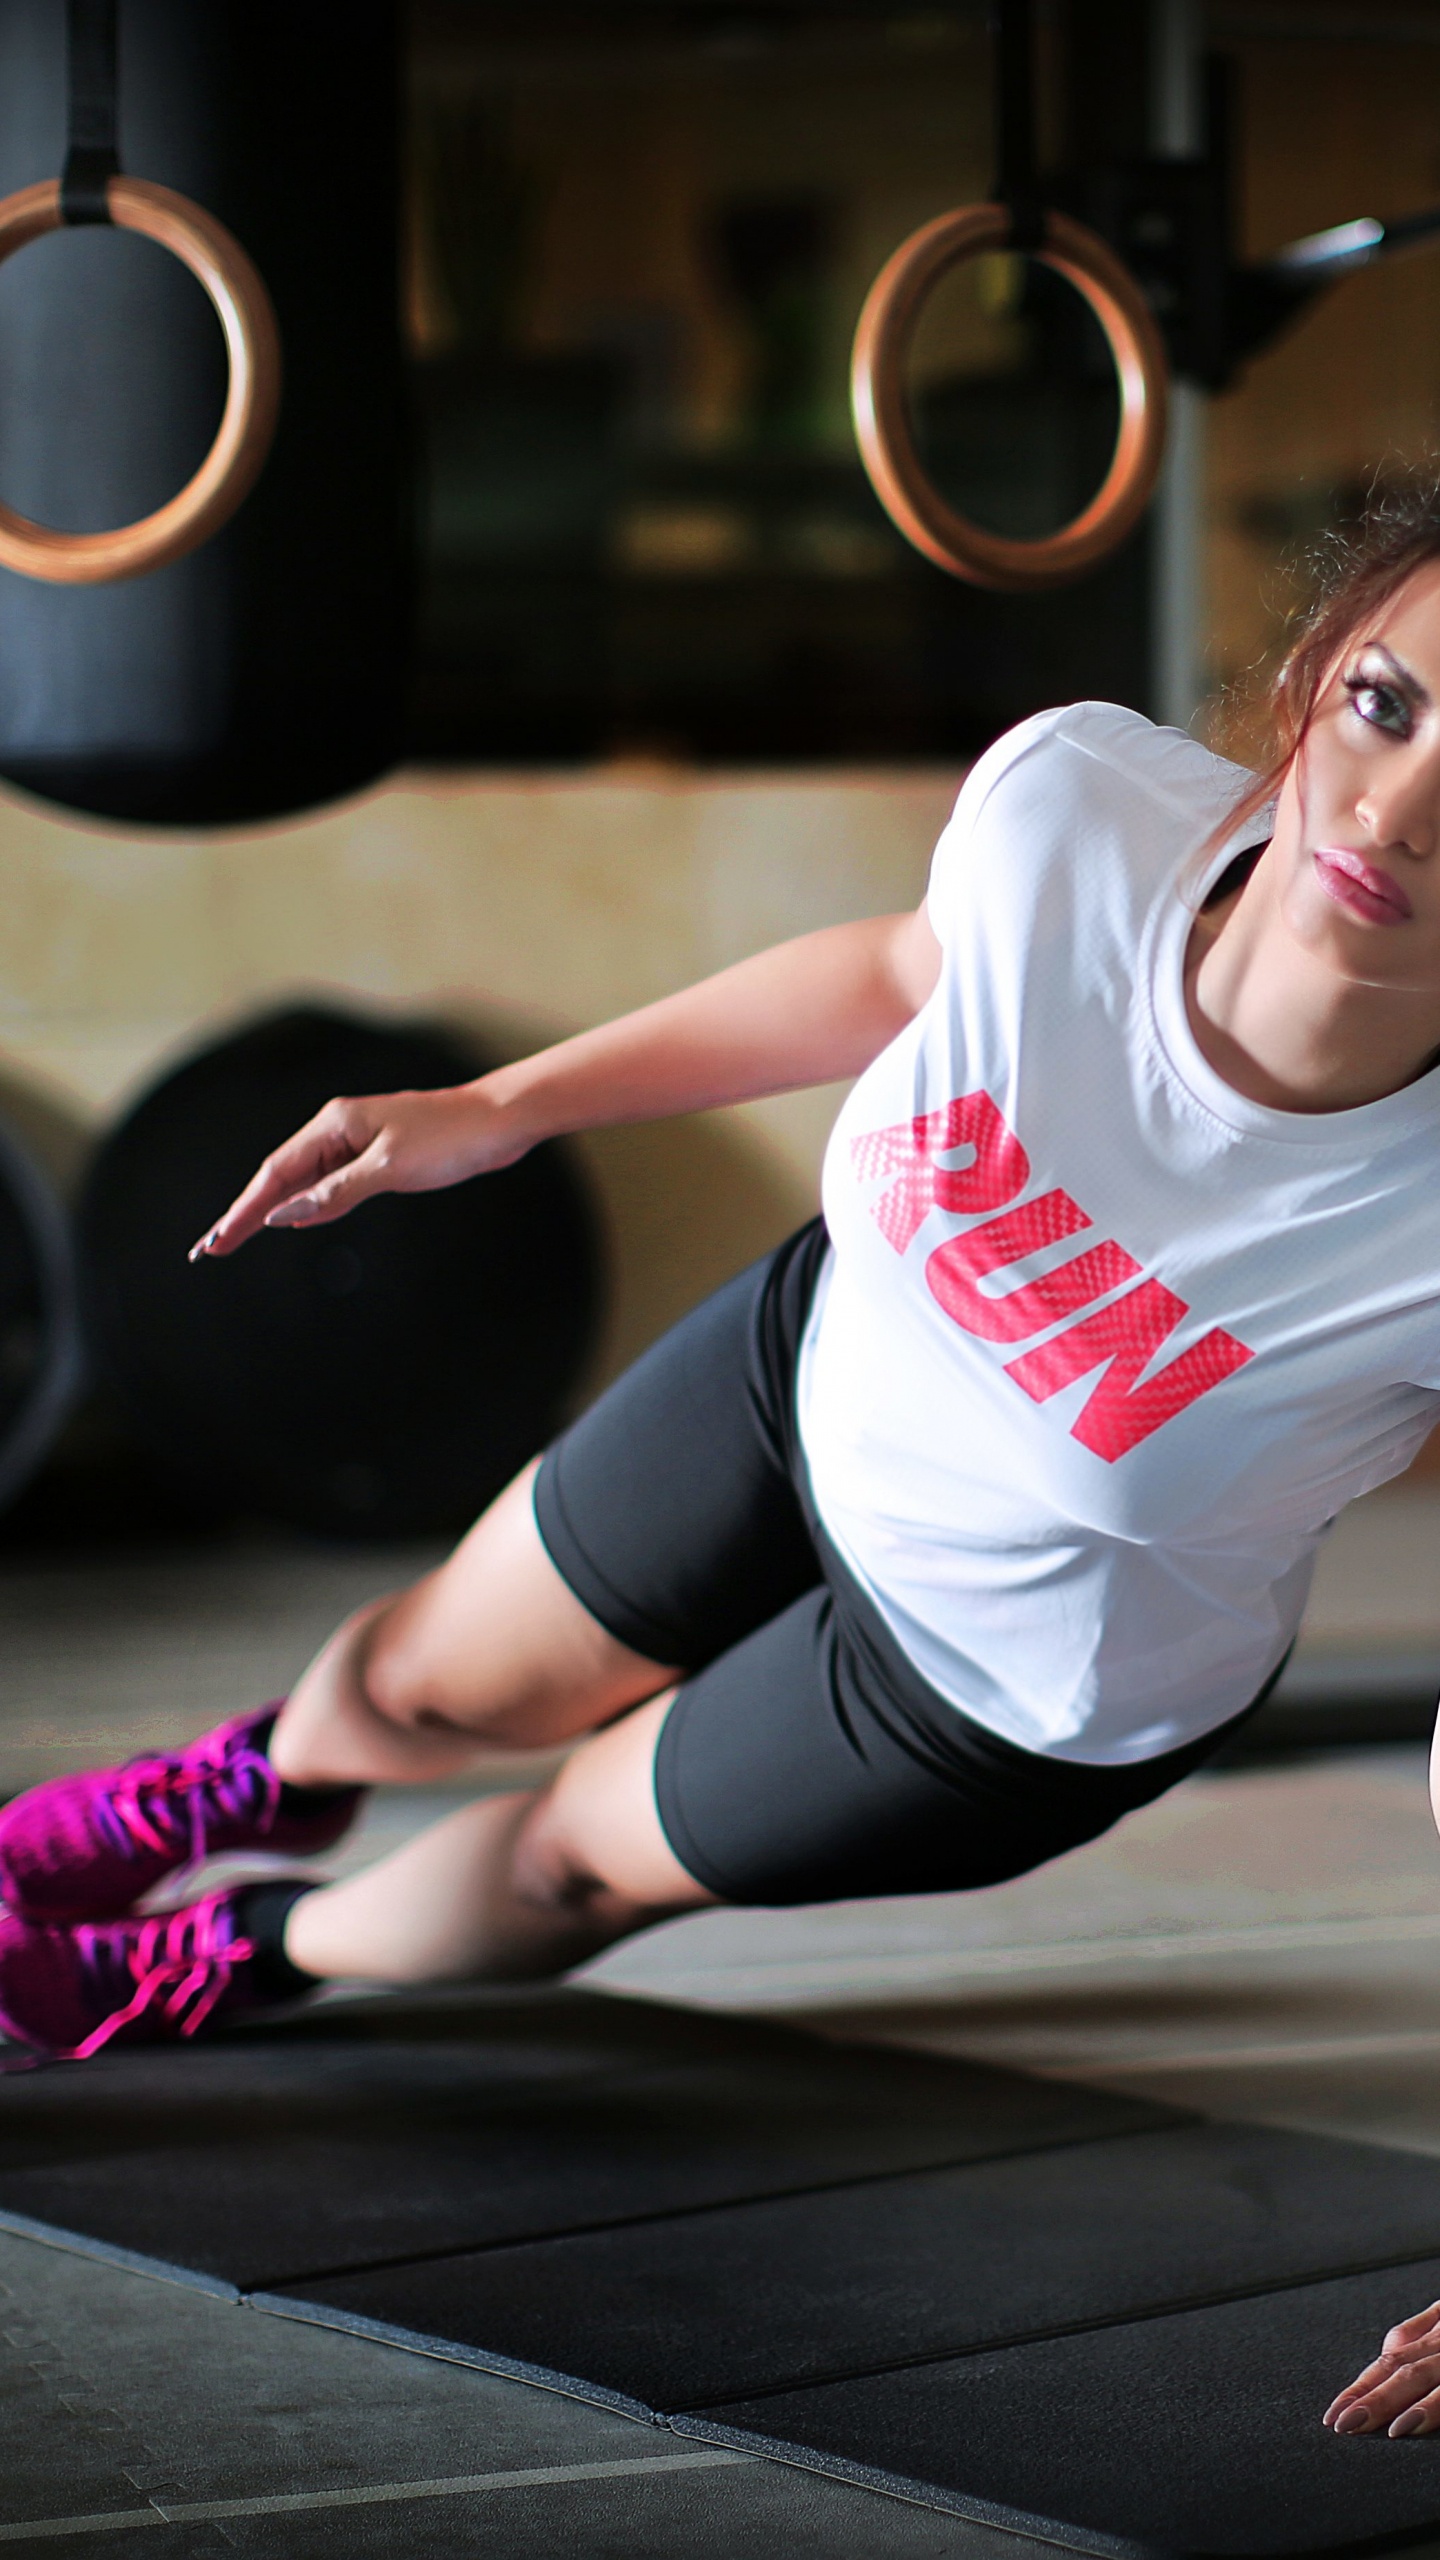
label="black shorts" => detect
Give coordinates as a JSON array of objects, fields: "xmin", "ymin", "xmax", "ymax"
[{"xmin": 533, "ymin": 1221, "xmax": 1272, "ymax": 1907}]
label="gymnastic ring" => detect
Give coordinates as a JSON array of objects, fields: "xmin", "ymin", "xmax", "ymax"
[
  {"xmin": 0, "ymin": 177, "xmax": 281, "ymax": 587},
  {"xmin": 851, "ymin": 203, "xmax": 1168, "ymax": 593}
]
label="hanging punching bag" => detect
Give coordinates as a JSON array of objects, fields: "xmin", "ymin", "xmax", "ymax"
[{"xmin": 0, "ymin": 0, "xmax": 406, "ymax": 826}]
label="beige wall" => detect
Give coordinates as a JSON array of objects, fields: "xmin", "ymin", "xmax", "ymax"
[{"xmin": 0, "ymin": 764, "xmax": 956, "ymax": 1389}]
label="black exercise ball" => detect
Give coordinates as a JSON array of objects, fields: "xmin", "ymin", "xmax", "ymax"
[
  {"xmin": 0, "ymin": 1113, "xmax": 79, "ymax": 1509},
  {"xmin": 0, "ymin": 0, "xmax": 406, "ymax": 826},
  {"xmin": 77, "ymin": 1006, "xmax": 605, "ymax": 1537}
]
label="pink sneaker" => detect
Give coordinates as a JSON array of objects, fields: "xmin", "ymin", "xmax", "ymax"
[
  {"xmin": 0, "ymin": 1708, "xmax": 362, "ymax": 1923},
  {"xmin": 0, "ymin": 1888, "xmax": 298, "ymax": 2058}
]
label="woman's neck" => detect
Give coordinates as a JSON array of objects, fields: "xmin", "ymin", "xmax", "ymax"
[{"xmin": 1185, "ymin": 855, "xmax": 1440, "ymax": 1112}]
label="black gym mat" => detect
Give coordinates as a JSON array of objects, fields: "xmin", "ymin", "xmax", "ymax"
[
  {"xmin": 681, "ymin": 2260, "xmax": 1440, "ymax": 2559},
  {"xmin": 0, "ymin": 1986, "xmax": 1164, "ymax": 2290},
  {"xmin": 5, "ymin": 1984, "xmax": 1440, "ymax": 2556},
  {"xmin": 287, "ymin": 2119, "xmax": 1440, "ymax": 2409}
]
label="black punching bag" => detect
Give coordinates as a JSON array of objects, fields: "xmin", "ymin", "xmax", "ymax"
[
  {"xmin": 0, "ymin": 1115, "xmax": 79, "ymax": 1509},
  {"xmin": 77, "ymin": 1007, "xmax": 606, "ymax": 1539},
  {"xmin": 0, "ymin": 1, "xmax": 406, "ymax": 825}
]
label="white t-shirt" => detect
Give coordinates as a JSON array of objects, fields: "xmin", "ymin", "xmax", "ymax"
[{"xmin": 796, "ymin": 701, "xmax": 1440, "ymax": 1765}]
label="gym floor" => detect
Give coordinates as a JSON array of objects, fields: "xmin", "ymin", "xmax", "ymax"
[{"xmin": 2, "ymin": 1487, "xmax": 1438, "ymax": 2556}]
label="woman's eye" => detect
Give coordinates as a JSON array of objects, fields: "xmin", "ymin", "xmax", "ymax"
[{"xmin": 1343, "ymin": 671, "xmax": 1411, "ymax": 735}]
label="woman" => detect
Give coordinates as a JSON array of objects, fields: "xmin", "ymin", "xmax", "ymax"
[{"xmin": 4, "ymin": 500, "xmax": 1440, "ymax": 2436}]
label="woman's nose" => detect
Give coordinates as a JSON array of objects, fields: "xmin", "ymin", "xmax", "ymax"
[{"xmin": 1356, "ymin": 755, "xmax": 1440, "ymax": 859}]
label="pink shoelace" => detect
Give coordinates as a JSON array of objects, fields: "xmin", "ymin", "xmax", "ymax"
[
  {"xmin": 94, "ymin": 1722, "xmax": 280, "ymax": 1871},
  {"xmin": 65, "ymin": 1895, "xmax": 256, "ymax": 2060}
]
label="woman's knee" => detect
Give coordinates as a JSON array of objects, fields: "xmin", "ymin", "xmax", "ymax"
[
  {"xmin": 507, "ymin": 1799, "xmax": 693, "ymax": 1938},
  {"xmin": 508, "ymin": 1795, "xmax": 627, "ymax": 1923},
  {"xmin": 354, "ymin": 1463, "xmax": 677, "ymax": 1745},
  {"xmin": 360, "ymin": 1578, "xmax": 453, "ymax": 1728},
  {"xmin": 510, "ymin": 1697, "xmax": 719, "ymax": 1920}
]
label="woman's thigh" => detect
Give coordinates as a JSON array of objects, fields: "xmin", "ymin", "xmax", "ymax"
[
  {"xmin": 532, "ymin": 1222, "xmax": 826, "ymax": 1667},
  {"xmin": 648, "ymin": 1582, "xmax": 1210, "ymax": 1908},
  {"xmin": 365, "ymin": 1223, "xmax": 827, "ymax": 1746}
]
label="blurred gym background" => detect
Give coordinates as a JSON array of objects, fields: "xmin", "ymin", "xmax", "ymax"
[{"xmin": 1, "ymin": 0, "xmax": 1438, "ymax": 1731}]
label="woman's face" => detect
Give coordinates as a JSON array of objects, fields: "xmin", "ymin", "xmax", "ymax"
[{"xmin": 1269, "ymin": 558, "xmax": 1440, "ymax": 999}]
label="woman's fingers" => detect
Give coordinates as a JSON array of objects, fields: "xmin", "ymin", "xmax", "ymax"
[
  {"xmin": 1334, "ymin": 2370, "xmax": 1440, "ymax": 2438},
  {"xmin": 1323, "ymin": 2324, "xmax": 1440, "ymax": 2420},
  {"xmin": 1325, "ymin": 2357, "xmax": 1397, "ymax": 2425},
  {"xmin": 1388, "ymin": 2387, "xmax": 1440, "ymax": 2440},
  {"xmin": 188, "ymin": 1100, "xmax": 374, "ymax": 1258},
  {"xmin": 1383, "ymin": 2302, "xmax": 1440, "ymax": 2350},
  {"xmin": 262, "ymin": 1134, "xmax": 391, "ymax": 1229},
  {"xmin": 1325, "ymin": 2337, "xmax": 1440, "ymax": 2435}
]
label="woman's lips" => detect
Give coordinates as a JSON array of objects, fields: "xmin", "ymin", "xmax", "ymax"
[{"xmin": 1313, "ymin": 845, "xmax": 1414, "ymax": 925}]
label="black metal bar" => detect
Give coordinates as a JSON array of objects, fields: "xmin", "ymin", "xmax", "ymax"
[
  {"xmin": 1269, "ymin": 203, "xmax": 1440, "ymax": 282},
  {"xmin": 1372, "ymin": 203, "xmax": 1440, "ymax": 257}
]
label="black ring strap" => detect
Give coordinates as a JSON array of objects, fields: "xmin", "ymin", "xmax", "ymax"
[
  {"xmin": 991, "ymin": 0, "xmax": 1045, "ymax": 254},
  {"xmin": 60, "ymin": 0, "xmax": 120, "ymax": 227}
]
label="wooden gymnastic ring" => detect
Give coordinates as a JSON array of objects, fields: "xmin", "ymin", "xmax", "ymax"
[
  {"xmin": 852, "ymin": 203, "xmax": 1168, "ymax": 592},
  {"xmin": 0, "ymin": 177, "xmax": 281, "ymax": 587}
]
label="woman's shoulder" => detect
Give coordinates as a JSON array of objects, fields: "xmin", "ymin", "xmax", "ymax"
[
  {"xmin": 952, "ymin": 701, "xmax": 1250, "ymax": 836},
  {"xmin": 926, "ymin": 703, "xmax": 1255, "ymax": 947}
]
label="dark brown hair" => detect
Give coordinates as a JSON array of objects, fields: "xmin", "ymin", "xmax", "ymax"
[{"xmin": 1217, "ymin": 478, "xmax": 1440, "ymax": 851}]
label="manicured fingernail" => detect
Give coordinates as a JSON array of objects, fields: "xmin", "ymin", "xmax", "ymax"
[
  {"xmin": 1391, "ymin": 2412, "xmax": 1427, "ymax": 2438},
  {"xmin": 1333, "ymin": 2408, "xmax": 1371, "ymax": 2434},
  {"xmin": 265, "ymin": 1201, "xmax": 309, "ymax": 1227},
  {"xmin": 187, "ymin": 1230, "xmax": 219, "ymax": 1262}
]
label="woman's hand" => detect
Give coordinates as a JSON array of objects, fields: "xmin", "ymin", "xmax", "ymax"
[
  {"xmin": 189, "ymin": 1081, "xmax": 526, "ymax": 1259},
  {"xmin": 1324, "ymin": 2301, "xmax": 1440, "ymax": 2438}
]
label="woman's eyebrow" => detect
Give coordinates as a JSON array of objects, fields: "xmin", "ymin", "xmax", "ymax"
[{"xmin": 1358, "ymin": 641, "xmax": 1432, "ymax": 707}]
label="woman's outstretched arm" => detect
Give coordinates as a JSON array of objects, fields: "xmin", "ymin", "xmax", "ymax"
[{"xmin": 191, "ymin": 904, "xmax": 942, "ymax": 1257}]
